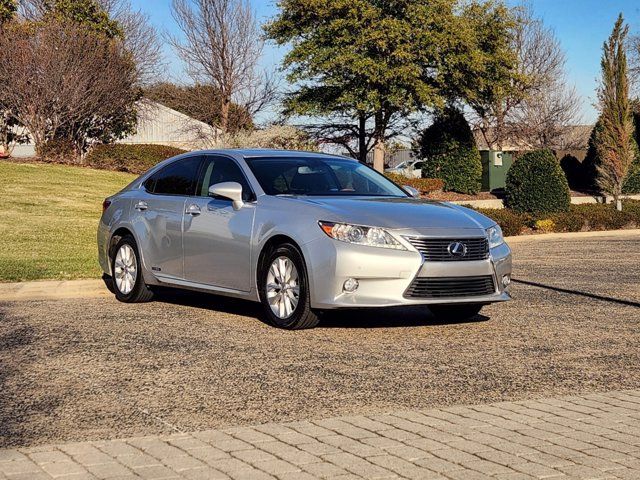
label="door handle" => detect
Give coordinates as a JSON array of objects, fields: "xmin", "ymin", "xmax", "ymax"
[
  {"xmin": 185, "ymin": 204, "xmax": 201, "ymax": 216},
  {"xmin": 134, "ymin": 201, "xmax": 148, "ymax": 211}
]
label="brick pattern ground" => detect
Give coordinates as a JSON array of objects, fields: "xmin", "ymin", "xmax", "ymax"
[{"xmin": 1, "ymin": 390, "xmax": 639, "ymax": 480}]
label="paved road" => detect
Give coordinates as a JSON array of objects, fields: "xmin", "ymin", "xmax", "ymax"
[
  {"xmin": 1, "ymin": 390, "xmax": 639, "ymax": 479},
  {"xmin": 0, "ymin": 234, "xmax": 639, "ymax": 451}
]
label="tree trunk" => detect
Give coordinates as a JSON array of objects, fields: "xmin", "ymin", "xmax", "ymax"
[
  {"xmin": 358, "ymin": 113, "xmax": 367, "ymax": 164},
  {"xmin": 373, "ymin": 140, "xmax": 385, "ymax": 172}
]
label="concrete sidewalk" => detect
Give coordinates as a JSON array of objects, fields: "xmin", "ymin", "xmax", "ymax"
[
  {"xmin": 1, "ymin": 390, "xmax": 639, "ymax": 479},
  {"xmin": 0, "ymin": 279, "xmax": 107, "ymax": 302}
]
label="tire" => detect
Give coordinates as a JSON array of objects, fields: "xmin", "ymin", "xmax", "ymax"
[
  {"xmin": 259, "ymin": 243, "xmax": 320, "ymax": 329},
  {"xmin": 428, "ymin": 304, "xmax": 483, "ymax": 321},
  {"xmin": 110, "ymin": 235, "xmax": 154, "ymax": 303}
]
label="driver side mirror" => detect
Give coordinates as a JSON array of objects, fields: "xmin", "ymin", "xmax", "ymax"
[
  {"xmin": 208, "ymin": 181, "xmax": 244, "ymax": 210},
  {"xmin": 403, "ymin": 185, "xmax": 420, "ymax": 198}
]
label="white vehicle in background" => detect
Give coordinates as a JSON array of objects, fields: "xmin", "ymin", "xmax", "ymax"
[{"xmin": 385, "ymin": 160, "xmax": 425, "ymax": 178}]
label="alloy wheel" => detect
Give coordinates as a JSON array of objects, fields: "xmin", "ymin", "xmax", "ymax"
[
  {"xmin": 114, "ymin": 244, "xmax": 137, "ymax": 295},
  {"xmin": 266, "ymin": 256, "xmax": 300, "ymax": 319}
]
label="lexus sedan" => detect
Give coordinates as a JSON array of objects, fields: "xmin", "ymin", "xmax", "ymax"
[{"xmin": 98, "ymin": 149, "xmax": 512, "ymax": 329}]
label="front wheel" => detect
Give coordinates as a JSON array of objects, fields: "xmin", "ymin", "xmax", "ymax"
[
  {"xmin": 428, "ymin": 304, "xmax": 483, "ymax": 322},
  {"xmin": 259, "ymin": 243, "xmax": 320, "ymax": 329}
]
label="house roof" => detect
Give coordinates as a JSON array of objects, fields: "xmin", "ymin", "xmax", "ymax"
[{"xmin": 473, "ymin": 125, "xmax": 593, "ymax": 151}]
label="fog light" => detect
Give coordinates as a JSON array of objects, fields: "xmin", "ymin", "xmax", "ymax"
[
  {"xmin": 502, "ymin": 275, "xmax": 511, "ymax": 288},
  {"xmin": 343, "ymin": 278, "xmax": 359, "ymax": 293}
]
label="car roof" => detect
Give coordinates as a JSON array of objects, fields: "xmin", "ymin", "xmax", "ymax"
[{"xmin": 196, "ymin": 149, "xmax": 356, "ymax": 160}]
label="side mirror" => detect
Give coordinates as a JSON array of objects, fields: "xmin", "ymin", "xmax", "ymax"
[
  {"xmin": 403, "ymin": 185, "xmax": 420, "ymax": 198},
  {"xmin": 208, "ymin": 181, "xmax": 244, "ymax": 210}
]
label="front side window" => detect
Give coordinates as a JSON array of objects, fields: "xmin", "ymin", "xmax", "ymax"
[
  {"xmin": 197, "ymin": 156, "xmax": 253, "ymax": 202},
  {"xmin": 246, "ymin": 157, "xmax": 408, "ymax": 197},
  {"xmin": 146, "ymin": 156, "xmax": 202, "ymax": 196}
]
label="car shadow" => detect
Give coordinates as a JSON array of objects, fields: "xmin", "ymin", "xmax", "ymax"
[
  {"xmin": 152, "ymin": 288, "xmax": 490, "ymax": 329},
  {"xmin": 152, "ymin": 287, "xmax": 263, "ymax": 319},
  {"xmin": 318, "ymin": 307, "xmax": 490, "ymax": 329}
]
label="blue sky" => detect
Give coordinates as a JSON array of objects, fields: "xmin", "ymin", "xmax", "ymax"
[{"xmin": 130, "ymin": 0, "xmax": 640, "ymax": 124}]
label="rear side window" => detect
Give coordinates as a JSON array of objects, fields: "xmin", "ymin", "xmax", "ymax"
[{"xmin": 145, "ymin": 157, "xmax": 202, "ymax": 196}]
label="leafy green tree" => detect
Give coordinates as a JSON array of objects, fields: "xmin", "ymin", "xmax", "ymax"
[
  {"xmin": 0, "ymin": 0, "xmax": 17, "ymax": 24},
  {"xmin": 595, "ymin": 14, "xmax": 635, "ymax": 210},
  {"xmin": 266, "ymin": 0, "xmax": 518, "ymax": 170},
  {"xmin": 265, "ymin": 0, "xmax": 450, "ymax": 170},
  {"xmin": 43, "ymin": 0, "xmax": 123, "ymax": 38},
  {"xmin": 415, "ymin": 106, "xmax": 482, "ymax": 194}
]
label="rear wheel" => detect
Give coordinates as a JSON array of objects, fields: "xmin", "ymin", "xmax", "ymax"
[
  {"xmin": 111, "ymin": 235, "xmax": 154, "ymax": 303},
  {"xmin": 259, "ymin": 243, "xmax": 319, "ymax": 329},
  {"xmin": 429, "ymin": 304, "xmax": 483, "ymax": 321}
]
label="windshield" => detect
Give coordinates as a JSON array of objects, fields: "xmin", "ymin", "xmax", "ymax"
[{"xmin": 246, "ymin": 157, "xmax": 408, "ymax": 197}]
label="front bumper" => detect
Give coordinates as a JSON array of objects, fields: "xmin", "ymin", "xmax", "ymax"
[{"xmin": 303, "ymin": 233, "xmax": 512, "ymax": 309}]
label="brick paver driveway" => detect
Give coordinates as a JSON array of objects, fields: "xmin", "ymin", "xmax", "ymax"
[
  {"xmin": 0, "ymin": 232, "xmax": 639, "ymax": 478},
  {"xmin": 1, "ymin": 390, "xmax": 639, "ymax": 479}
]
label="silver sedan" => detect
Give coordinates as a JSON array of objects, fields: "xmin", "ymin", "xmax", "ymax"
[{"xmin": 98, "ymin": 150, "xmax": 512, "ymax": 329}]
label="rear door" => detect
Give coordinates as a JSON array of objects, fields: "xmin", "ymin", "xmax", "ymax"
[
  {"xmin": 182, "ymin": 155, "xmax": 256, "ymax": 291},
  {"xmin": 131, "ymin": 156, "xmax": 202, "ymax": 279}
]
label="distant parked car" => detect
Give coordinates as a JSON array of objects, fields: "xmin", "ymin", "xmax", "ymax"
[
  {"xmin": 98, "ymin": 150, "xmax": 512, "ymax": 329},
  {"xmin": 385, "ymin": 160, "xmax": 425, "ymax": 178}
]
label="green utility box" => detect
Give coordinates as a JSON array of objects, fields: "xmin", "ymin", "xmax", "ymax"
[{"xmin": 480, "ymin": 150, "xmax": 514, "ymax": 192}]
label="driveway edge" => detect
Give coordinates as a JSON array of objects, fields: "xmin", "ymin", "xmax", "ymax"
[
  {"xmin": 505, "ymin": 228, "xmax": 640, "ymax": 243},
  {"xmin": 0, "ymin": 279, "xmax": 108, "ymax": 302}
]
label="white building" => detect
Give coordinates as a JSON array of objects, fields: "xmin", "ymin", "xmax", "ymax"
[{"xmin": 9, "ymin": 100, "xmax": 219, "ymax": 158}]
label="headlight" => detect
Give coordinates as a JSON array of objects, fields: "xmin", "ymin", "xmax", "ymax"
[
  {"xmin": 487, "ymin": 224, "xmax": 504, "ymax": 249},
  {"xmin": 318, "ymin": 221, "xmax": 406, "ymax": 250}
]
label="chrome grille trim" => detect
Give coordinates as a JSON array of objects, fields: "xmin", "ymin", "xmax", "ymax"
[
  {"xmin": 404, "ymin": 275, "xmax": 496, "ymax": 299},
  {"xmin": 404, "ymin": 236, "xmax": 489, "ymax": 262}
]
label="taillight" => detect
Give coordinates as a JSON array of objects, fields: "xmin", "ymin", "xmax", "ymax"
[{"xmin": 102, "ymin": 199, "xmax": 112, "ymax": 213}]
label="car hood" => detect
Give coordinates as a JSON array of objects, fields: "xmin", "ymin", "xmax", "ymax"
[{"xmin": 293, "ymin": 196, "xmax": 493, "ymax": 231}]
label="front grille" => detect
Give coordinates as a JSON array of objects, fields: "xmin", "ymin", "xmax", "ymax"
[
  {"xmin": 405, "ymin": 236, "xmax": 489, "ymax": 261},
  {"xmin": 404, "ymin": 276, "xmax": 496, "ymax": 299}
]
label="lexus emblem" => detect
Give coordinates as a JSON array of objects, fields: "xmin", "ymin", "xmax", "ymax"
[{"xmin": 447, "ymin": 241, "xmax": 467, "ymax": 257}]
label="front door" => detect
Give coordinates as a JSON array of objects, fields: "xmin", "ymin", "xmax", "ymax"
[{"xmin": 183, "ymin": 155, "xmax": 256, "ymax": 291}]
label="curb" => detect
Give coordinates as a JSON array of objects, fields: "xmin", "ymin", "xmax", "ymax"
[
  {"xmin": 0, "ymin": 279, "xmax": 108, "ymax": 302},
  {"xmin": 506, "ymin": 228, "xmax": 640, "ymax": 243}
]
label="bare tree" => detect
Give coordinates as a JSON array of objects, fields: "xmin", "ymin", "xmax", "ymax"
[
  {"xmin": 0, "ymin": 19, "xmax": 139, "ymax": 156},
  {"xmin": 18, "ymin": 0, "xmax": 164, "ymax": 85},
  {"xmin": 169, "ymin": 0, "xmax": 277, "ymax": 139},
  {"xmin": 596, "ymin": 15, "xmax": 635, "ymax": 211},
  {"xmin": 469, "ymin": 2, "xmax": 574, "ymax": 150},
  {"xmin": 511, "ymin": 79, "xmax": 582, "ymax": 150}
]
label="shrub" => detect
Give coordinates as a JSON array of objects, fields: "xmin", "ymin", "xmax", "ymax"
[
  {"xmin": 534, "ymin": 219, "xmax": 555, "ymax": 233},
  {"xmin": 85, "ymin": 144, "xmax": 187, "ymax": 174},
  {"xmin": 550, "ymin": 203, "xmax": 638, "ymax": 232},
  {"xmin": 505, "ymin": 149, "xmax": 570, "ymax": 215},
  {"xmin": 475, "ymin": 208, "xmax": 530, "ymax": 237},
  {"xmin": 37, "ymin": 139, "xmax": 77, "ymax": 162},
  {"xmin": 384, "ymin": 173, "xmax": 444, "ymax": 194},
  {"xmin": 414, "ymin": 107, "xmax": 482, "ymax": 194}
]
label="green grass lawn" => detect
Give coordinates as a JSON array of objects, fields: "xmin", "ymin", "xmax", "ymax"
[{"xmin": 0, "ymin": 161, "xmax": 135, "ymax": 282}]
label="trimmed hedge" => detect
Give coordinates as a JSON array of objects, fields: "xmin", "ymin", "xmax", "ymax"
[
  {"xmin": 505, "ymin": 149, "xmax": 570, "ymax": 215},
  {"xmin": 85, "ymin": 144, "xmax": 187, "ymax": 174},
  {"xmin": 477, "ymin": 201, "xmax": 640, "ymax": 236},
  {"xmin": 385, "ymin": 173, "xmax": 444, "ymax": 194},
  {"xmin": 475, "ymin": 208, "xmax": 531, "ymax": 236},
  {"xmin": 414, "ymin": 107, "xmax": 482, "ymax": 194}
]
